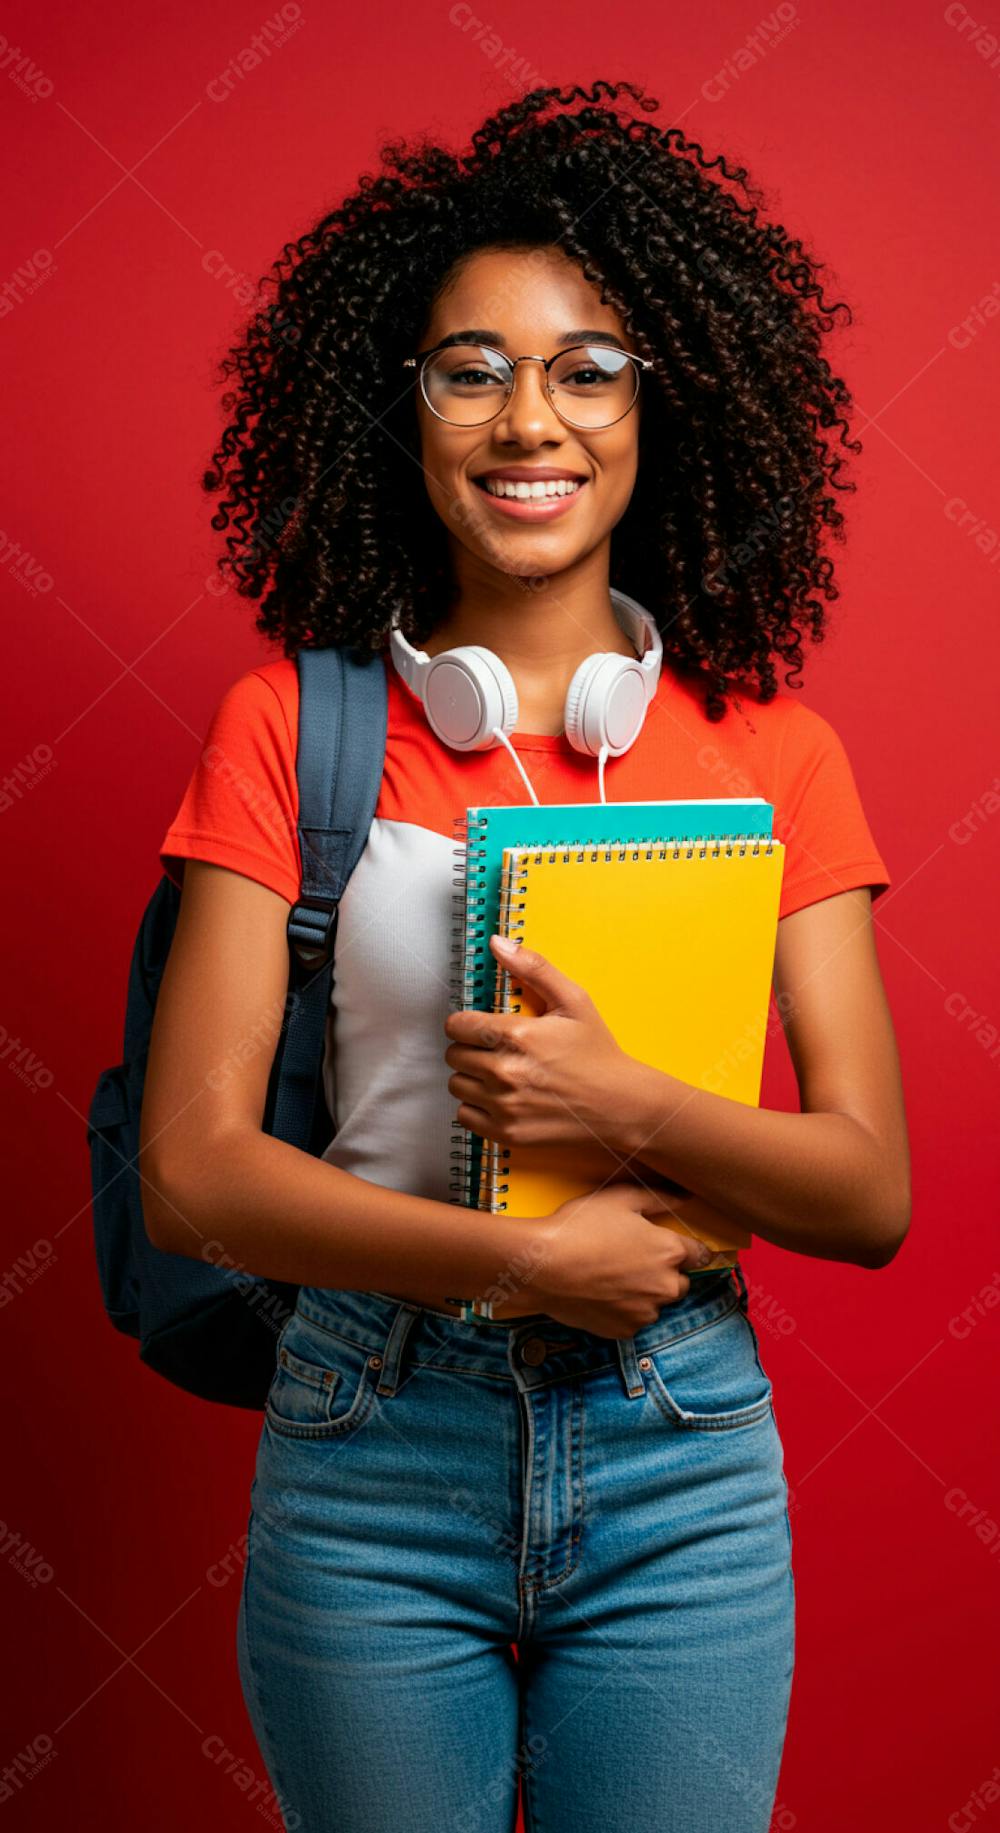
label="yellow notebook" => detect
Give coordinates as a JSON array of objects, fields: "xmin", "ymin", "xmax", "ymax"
[{"xmin": 480, "ymin": 837, "xmax": 786, "ymax": 1268}]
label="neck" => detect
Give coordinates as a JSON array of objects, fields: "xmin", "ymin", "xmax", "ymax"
[{"xmin": 420, "ymin": 555, "xmax": 638, "ymax": 736}]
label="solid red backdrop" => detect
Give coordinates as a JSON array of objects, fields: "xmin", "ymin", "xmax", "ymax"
[{"xmin": 2, "ymin": 2, "xmax": 998, "ymax": 1827}]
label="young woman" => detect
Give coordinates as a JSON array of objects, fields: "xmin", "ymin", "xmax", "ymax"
[{"xmin": 140, "ymin": 80, "xmax": 910, "ymax": 1833}]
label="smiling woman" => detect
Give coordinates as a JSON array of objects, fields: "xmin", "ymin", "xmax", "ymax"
[
  {"xmin": 201, "ymin": 79, "xmax": 865, "ymax": 725},
  {"xmin": 139, "ymin": 77, "xmax": 909, "ymax": 1833}
]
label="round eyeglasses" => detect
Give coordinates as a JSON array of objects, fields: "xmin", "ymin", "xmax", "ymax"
[{"xmin": 403, "ymin": 341, "xmax": 653, "ymax": 430}]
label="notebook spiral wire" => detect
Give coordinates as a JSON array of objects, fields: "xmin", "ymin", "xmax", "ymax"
[{"xmin": 448, "ymin": 811, "xmax": 491, "ymax": 1208}]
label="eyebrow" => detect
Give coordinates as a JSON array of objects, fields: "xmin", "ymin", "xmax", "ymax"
[{"xmin": 433, "ymin": 328, "xmax": 628, "ymax": 352}]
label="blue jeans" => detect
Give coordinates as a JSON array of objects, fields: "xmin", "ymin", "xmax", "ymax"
[{"xmin": 236, "ymin": 1265, "xmax": 795, "ymax": 1833}]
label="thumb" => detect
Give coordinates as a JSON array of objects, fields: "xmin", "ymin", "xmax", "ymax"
[
  {"xmin": 633, "ymin": 1188, "xmax": 718, "ymax": 1268},
  {"xmin": 489, "ymin": 934, "xmax": 585, "ymax": 1014},
  {"xmin": 675, "ymin": 1233, "xmax": 720, "ymax": 1270}
]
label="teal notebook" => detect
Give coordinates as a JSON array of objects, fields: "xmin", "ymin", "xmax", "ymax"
[{"xmin": 448, "ymin": 797, "xmax": 773, "ymax": 1209}]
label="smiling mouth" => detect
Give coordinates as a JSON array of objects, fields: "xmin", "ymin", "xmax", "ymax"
[
  {"xmin": 469, "ymin": 475, "xmax": 589, "ymax": 523},
  {"xmin": 473, "ymin": 476, "xmax": 587, "ymax": 501}
]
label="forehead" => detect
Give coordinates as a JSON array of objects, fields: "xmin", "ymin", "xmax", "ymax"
[{"xmin": 427, "ymin": 246, "xmax": 625, "ymax": 337}]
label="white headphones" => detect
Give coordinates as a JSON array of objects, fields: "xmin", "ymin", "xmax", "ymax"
[{"xmin": 388, "ymin": 587, "xmax": 663, "ymax": 776}]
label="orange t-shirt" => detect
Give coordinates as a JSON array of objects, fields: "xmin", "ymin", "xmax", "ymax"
[{"xmin": 160, "ymin": 645, "xmax": 890, "ymax": 1204}]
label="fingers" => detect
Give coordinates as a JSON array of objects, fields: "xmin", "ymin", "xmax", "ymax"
[
  {"xmin": 626, "ymin": 1182, "xmax": 679, "ymax": 1216},
  {"xmin": 676, "ymin": 1236, "xmax": 717, "ymax": 1270},
  {"xmin": 627, "ymin": 1187, "xmax": 721, "ymax": 1269}
]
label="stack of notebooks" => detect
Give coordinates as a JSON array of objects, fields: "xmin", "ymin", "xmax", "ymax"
[{"xmin": 448, "ymin": 799, "xmax": 785, "ymax": 1272}]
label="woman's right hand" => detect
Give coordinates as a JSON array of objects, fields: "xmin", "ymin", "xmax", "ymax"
[{"xmin": 514, "ymin": 1181, "xmax": 726, "ymax": 1339}]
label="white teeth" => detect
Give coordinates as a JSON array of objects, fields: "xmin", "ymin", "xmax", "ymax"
[{"xmin": 481, "ymin": 477, "xmax": 582, "ymax": 499}]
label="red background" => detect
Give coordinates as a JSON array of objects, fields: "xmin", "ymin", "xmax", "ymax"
[{"xmin": 3, "ymin": 2, "xmax": 998, "ymax": 1827}]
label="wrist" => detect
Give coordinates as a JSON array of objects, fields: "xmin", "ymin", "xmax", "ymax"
[{"xmin": 490, "ymin": 1214, "xmax": 563, "ymax": 1312}]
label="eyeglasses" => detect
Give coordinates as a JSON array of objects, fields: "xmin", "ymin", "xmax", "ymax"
[{"xmin": 403, "ymin": 341, "xmax": 653, "ymax": 430}]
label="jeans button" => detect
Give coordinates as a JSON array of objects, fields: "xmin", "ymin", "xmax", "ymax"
[{"xmin": 520, "ymin": 1336, "xmax": 547, "ymax": 1366}]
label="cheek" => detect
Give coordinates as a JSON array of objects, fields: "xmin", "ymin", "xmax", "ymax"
[
  {"xmin": 598, "ymin": 435, "xmax": 640, "ymax": 515},
  {"xmin": 416, "ymin": 424, "xmax": 447, "ymax": 498},
  {"xmin": 416, "ymin": 424, "xmax": 476, "ymax": 527},
  {"xmin": 616, "ymin": 419, "xmax": 641, "ymax": 478}
]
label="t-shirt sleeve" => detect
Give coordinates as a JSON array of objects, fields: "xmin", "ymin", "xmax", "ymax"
[
  {"xmin": 773, "ymin": 701, "xmax": 891, "ymax": 921},
  {"xmin": 159, "ymin": 667, "xmax": 301, "ymax": 905}
]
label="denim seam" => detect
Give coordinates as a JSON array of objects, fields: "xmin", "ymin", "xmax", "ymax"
[
  {"xmin": 743, "ymin": 1310, "xmax": 774, "ymax": 1388},
  {"xmin": 646, "ymin": 1389, "xmax": 774, "ymax": 1431},
  {"xmin": 239, "ymin": 1513, "xmax": 300, "ymax": 1829},
  {"xmin": 276, "ymin": 1318, "xmax": 742, "ymax": 1386},
  {"xmin": 296, "ymin": 1302, "xmax": 521, "ymax": 1381},
  {"xmin": 293, "ymin": 1288, "xmax": 742, "ymax": 1375},
  {"xmin": 264, "ymin": 1368, "xmax": 377, "ymax": 1441},
  {"xmin": 643, "ymin": 1294, "xmax": 742, "ymax": 1358},
  {"xmin": 515, "ymin": 1383, "xmax": 536, "ymax": 1639},
  {"xmin": 521, "ymin": 1383, "xmax": 585, "ymax": 1594},
  {"xmin": 644, "ymin": 1305, "xmax": 774, "ymax": 1430},
  {"xmin": 519, "ymin": 1694, "xmax": 542, "ymax": 1833},
  {"xmin": 277, "ymin": 1344, "xmax": 341, "ymax": 1394}
]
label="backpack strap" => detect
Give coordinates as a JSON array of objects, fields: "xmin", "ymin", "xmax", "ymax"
[{"xmin": 266, "ymin": 645, "xmax": 388, "ymax": 1152}]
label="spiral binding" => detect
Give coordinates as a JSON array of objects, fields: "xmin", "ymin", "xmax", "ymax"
[
  {"xmin": 449, "ymin": 825, "xmax": 775, "ymax": 1214},
  {"xmin": 448, "ymin": 810, "xmax": 492, "ymax": 1208},
  {"xmin": 479, "ymin": 848, "xmax": 521, "ymax": 1212}
]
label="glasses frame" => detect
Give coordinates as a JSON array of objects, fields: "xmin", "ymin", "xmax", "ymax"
[{"xmin": 402, "ymin": 340, "xmax": 654, "ymax": 430}]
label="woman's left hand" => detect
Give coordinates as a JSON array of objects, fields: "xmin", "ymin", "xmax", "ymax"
[{"xmin": 443, "ymin": 934, "xmax": 640, "ymax": 1153}]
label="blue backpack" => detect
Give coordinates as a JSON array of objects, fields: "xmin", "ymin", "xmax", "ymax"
[{"xmin": 86, "ymin": 645, "xmax": 388, "ymax": 1410}]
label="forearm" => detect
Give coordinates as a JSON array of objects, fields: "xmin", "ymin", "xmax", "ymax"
[
  {"xmin": 616, "ymin": 1059, "xmax": 907, "ymax": 1266},
  {"xmin": 143, "ymin": 1127, "xmax": 549, "ymax": 1310}
]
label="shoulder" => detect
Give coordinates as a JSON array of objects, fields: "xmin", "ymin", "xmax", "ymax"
[
  {"xmin": 712, "ymin": 674, "xmax": 855, "ymax": 772},
  {"xmin": 212, "ymin": 657, "xmax": 299, "ymax": 734},
  {"xmin": 194, "ymin": 658, "xmax": 300, "ymax": 776},
  {"xmin": 722, "ymin": 680, "xmax": 869, "ymax": 809},
  {"xmin": 660, "ymin": 665, "xmax": 828, "ymax": 770},
  {"xmin": 770, "ymin": 692, "xmax": 861, "ymax": 786},
  {"xmin": 223, "ymin": 651, "xmax": 391, "ymax": 747}
]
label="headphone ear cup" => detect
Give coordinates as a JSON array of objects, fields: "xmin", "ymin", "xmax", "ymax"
[
  {"xmin": 564, "ymin": 653, "xmax": 650, "ymax": 756},
  {"xmin": 563, "ymin": 653, "xmax": 606, "ymax": 756},
  {"xmin": 422, "ymin": 645, "xmax": 518, "ymax": 751}
]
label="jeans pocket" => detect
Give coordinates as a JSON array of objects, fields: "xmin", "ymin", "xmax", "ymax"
[
  {"xmin": 264, "ymin": 1312, "xmax": 378, "ymax": 1440},
  {"xmin": 645, "ymin": 1304, "xmax": 774, "ymax": 1431}
]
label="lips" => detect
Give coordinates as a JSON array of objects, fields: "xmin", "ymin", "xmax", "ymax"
[
  {"xmin": 472, "ymin": 468, "xmax": 588, "ymax": 485},
  {"xmin": 469, "ymin": 472, "xmax": 588, "ymax": 521}
]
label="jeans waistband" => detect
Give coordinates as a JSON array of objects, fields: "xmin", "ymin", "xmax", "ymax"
[{"xmin": 293, "ymin": 1264, "xmax": 748, "ymax": 1397}]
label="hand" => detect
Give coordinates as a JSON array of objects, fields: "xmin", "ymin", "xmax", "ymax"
[
  {"xmin": 517, "ymin": 1181, "xmax": 721, "ymax": 1339},
  {"xmin": 443, "ymin": 933, "xmax": 640, "ymax": 1157}
]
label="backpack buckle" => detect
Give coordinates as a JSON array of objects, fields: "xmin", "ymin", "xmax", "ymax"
[{"xmin": 287, "ymin": 896, "xmax": 339, "ymax": 970}]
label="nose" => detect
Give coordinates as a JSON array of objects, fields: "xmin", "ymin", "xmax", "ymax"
[{"xmin": 491, "ymin": 357, "xmax": 567, "ymax": 444}]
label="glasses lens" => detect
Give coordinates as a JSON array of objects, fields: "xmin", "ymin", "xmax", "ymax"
[
  {"xmin": 420, "ymin": 344, "xmax": 640, "ymax": 427},
  {"xmin": 549, "ymin": 345, "xmax": 640, "ymax": 427},
  {"xmin": 421, "ymin": 345, "xmax": 512, "ymax": 426}
]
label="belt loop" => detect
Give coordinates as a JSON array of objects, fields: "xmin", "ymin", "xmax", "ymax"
[
  {"xmin": 373, "ymin": 1302, "xmax": 420, "ymax": 1397},
  {"xmin": 616, "ymin": 1335, "xmax": 647, "ymax": 1400},
  {"xmin": 731, "ymin": 1261, "xmax": 750, "ymax": 1313}
]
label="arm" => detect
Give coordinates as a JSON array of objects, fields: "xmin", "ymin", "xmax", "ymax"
[
  {"xmin": 139, "ymin": 860, "xmax": 551, "ymax": 1306},
  {"xmin": 617, "ymin": 888, "xmax": 911, "ymax": 1268}
]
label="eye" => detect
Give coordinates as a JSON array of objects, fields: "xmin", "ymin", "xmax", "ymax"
[
  {"xmin": 449, "ymin": 365, "xmax": 505, "ymax": 389},
  {"xmin": 559, "ymin": 364, "xmax": 606, "ymax": 389}
]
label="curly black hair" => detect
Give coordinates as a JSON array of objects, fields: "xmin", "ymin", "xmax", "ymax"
[{"xmin": 203, "ymin": 78, "xmax": 862, "ymax": 721}]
